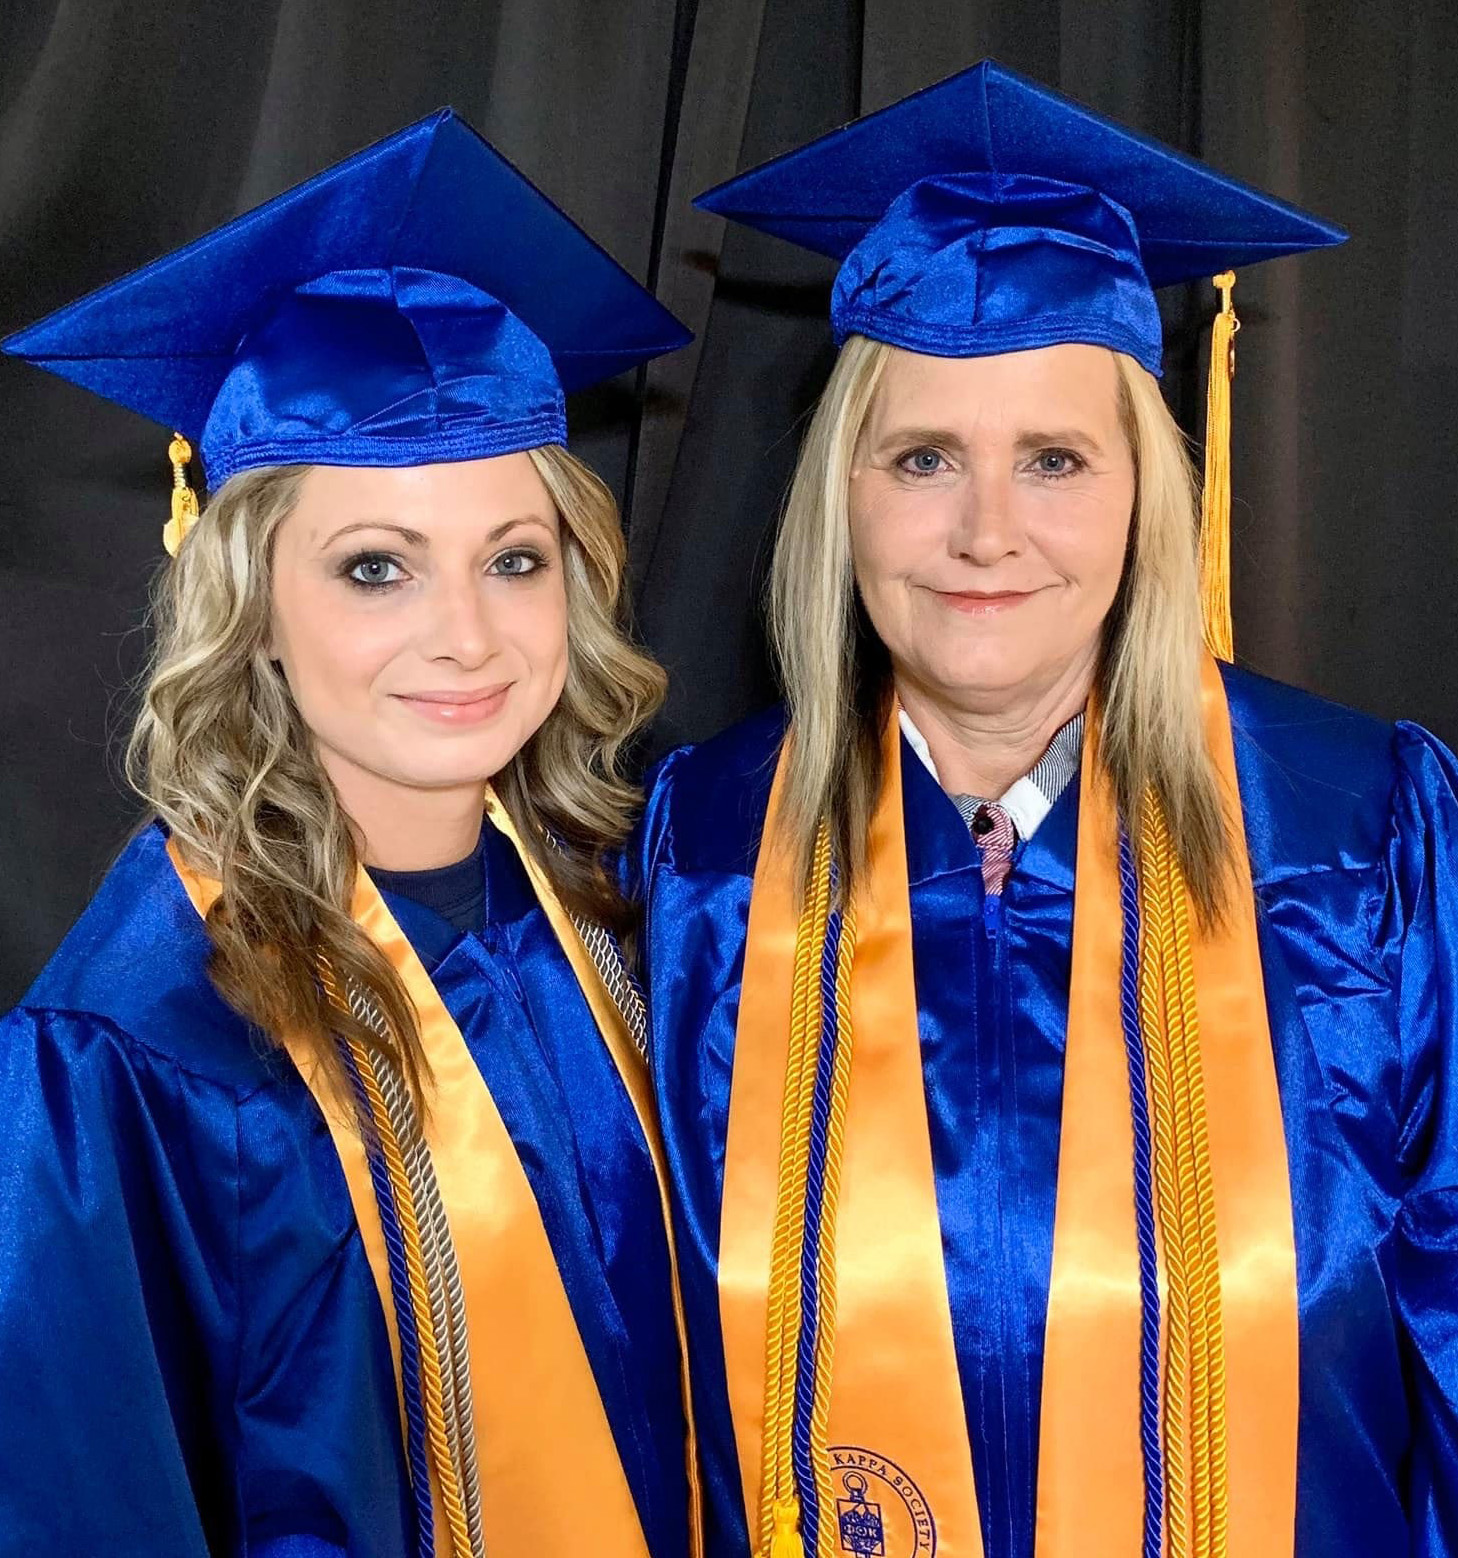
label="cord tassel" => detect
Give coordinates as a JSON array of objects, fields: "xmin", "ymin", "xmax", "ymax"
[
  {"xmin": 768, "ymin": 1497, "xmax": 805, "ymax": 1558},
  {"xmin": 162, "ymin": 433, "xmax": 200, "ymax": 557},
  {"xmin": 1199, "ymin": 273, "xmax": 1239, "ymax": 661}
]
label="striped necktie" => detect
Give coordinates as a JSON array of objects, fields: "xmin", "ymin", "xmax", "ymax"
[{"xmin": 954, "ymin": 797, "xmax": 1016, "ymax": 895}]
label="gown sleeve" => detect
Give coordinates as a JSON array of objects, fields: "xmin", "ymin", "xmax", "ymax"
[
  {"xmin": 623, "ymin": 746, "xmax": 686, "ymax": 1048},
  {"xmin": 0, "ymin": 1005, "xmax": 234, "ymax": 1557},
  {"xmin": 1385, "ymin": 722, "xmax": 1458, "ymax": 1554}
]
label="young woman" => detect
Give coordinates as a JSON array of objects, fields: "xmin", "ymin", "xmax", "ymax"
[
  {"xmin": 0, "ymin": 112, "xmax": 698, "ymax": 1558},
  {"xmin": 636, "ymin": 62, "xmax": 1458, "ymax": 1558}
]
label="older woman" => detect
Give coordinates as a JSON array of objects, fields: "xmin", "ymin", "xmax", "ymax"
[
  {"xmin": 0, "ymin": 115, "xmax": 697, "ymax": 1557},
  {"xmin": 636, "ymin": 62, "xmax": 1458, "ymax": 1558}
]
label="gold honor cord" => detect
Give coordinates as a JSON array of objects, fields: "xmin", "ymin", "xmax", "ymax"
[
  {"xmin": 759, "ymin": 825, "xmax": 832, "ymax": 1558},
  {"xmin": 338, "ymin": 1023, "xmax": 482, "ymax": 1558},
  {"xmin": 1199, "ymin": 272, "xmax": 1240, "ymax": 662},
  {"xmin": 809, "ymin": 897, "xmax": 858, "ymax": 1558},
  {"xmin": 756, "ymin": 821, "xmax": 861, "ymax": 1558},
  {"xmin": 1138, "ymin": 794, "xmax": 1229, "ymax": 1558}
]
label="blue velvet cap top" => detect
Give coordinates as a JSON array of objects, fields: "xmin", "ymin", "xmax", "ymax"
[
  {"xmin": 3, "ymin": 111, "xmax": 692, "ymax": 487},
  {"xmin": 695, "ymin": 61, "xmax": 1346, "ymax": 375}
]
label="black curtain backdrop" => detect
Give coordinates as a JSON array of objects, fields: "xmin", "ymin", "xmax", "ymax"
[{"xmin": 2, "ymin": 0, "xmax": 1454, "ymax": 1004}]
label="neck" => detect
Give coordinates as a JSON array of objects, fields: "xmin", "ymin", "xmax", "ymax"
[
  {"xmin": 895, "ymin": 653, "xmax": 1094, "ymax": 799},
  {"xmin": 319, "ymin": 749, "xmax": 485, "ymax": 871}
]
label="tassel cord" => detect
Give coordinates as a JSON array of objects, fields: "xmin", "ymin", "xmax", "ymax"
[{"xmin": 1199, "ymin": 273, "xmax": 1240, "ymax": 662}]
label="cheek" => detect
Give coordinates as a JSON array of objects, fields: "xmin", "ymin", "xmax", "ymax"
[
  {"xmin": 272, "ymin": 580, "xmax": 408, "ymax": 712},
  {"xmin": 510, "ymin": 576, "xmax": 570, "ymax": 686},
  {"xmin": 1031, "ymin": 486, "xmax": 1133, "ymax": 597},
  {"xmin": 850, "ymin": 485, "xmax": 945, "ymax": 597}
]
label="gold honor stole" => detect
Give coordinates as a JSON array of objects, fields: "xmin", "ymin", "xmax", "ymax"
[
  {"xmin": 720, "ymin": 656, "xmax": 1297, "ymax": 1558},
  {"xmin": 168, "ymin": 786, "xmax": 702, "ymax": 1558}
]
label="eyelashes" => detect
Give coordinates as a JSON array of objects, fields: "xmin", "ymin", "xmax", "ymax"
[
  {"xmin": 1026, "ymin": 449, "xmax": 1088, "ymax": 480},
  {"xmin": 893, "ymin": 446, "xmax": 1090, "ymax": 482},
  {"xmin": 487, "ymin": 547, "xmax": 547, "ymax": 578},
  {"xmin": 337, "ymin": 546, "xmax": 551, "ymax": 593},
  {"xmin": 898, "ymin": 447, "xmax": 950, "ymax": 479},
  {"xmin": 341, "ymin": 551, "xmax": 404, "ymax": 591}
]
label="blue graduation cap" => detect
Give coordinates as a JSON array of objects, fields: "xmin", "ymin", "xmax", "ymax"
[
  {"xmin": 4, "ymin": 109, "xmax": 691, "ymax": 549},
  {"xmin": 695, "ymin": 60, "xmax": 1346, "ymax": 658},
  {"xmin": 695, "ymin": 59, "xmax": 1343, "ymax": 376}
]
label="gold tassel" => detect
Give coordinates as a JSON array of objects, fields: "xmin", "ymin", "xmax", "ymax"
[
  {"xmin": 766, "ymin": 1497, "xmax": 804, "ymax": 1558},
  {"xmin": 162, "ymin": 433, "xmax": 199, "ymax": 557},
  {"xmin": 1198, "ymin": 272, "xmax": 1239, "ymax": 662}
]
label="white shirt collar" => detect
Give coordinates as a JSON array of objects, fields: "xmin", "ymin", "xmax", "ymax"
[{"xmin": 898, "ymin": 707, "xmax": 1079, "ymax": 842}]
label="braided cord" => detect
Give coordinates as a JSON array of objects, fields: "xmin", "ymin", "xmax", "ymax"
[
  {"xmin": 810, "ymin": 901, "xmax": 858, "ymax": 1557},
  {"xmin": 1137, "ymin": 794, "xmax": 1191, "ymax": 1557},
  {"xmin": 346, "ymin": 1035, "xmax": 476, "ymax": 1558},
  {"xmin": 367, "ymin": 1027, "xmax": 485, "ymax": 1557},
  {"xmin": 1117, "ymin": 830, "xmax": 1165, "ymax": 1558},
  {"xmin": 1136, "ymin": 793, "xmax": 1228, "ymax": 1558},
  {"xmin": 790, "ymin": 903, "xmax": 846, "ymax": 1555},
  {"xmin": 540, "ymin": 829, "xmax": 649, "ymax": 1059},
  {"xmin": 759, "ymin": 825, "xmax": 833, "ymax": 1557},
  {"xmin": 338, "ymin": 967, "xmax": 485, "ymax": 1558},
  {"xmin": 322, "ymin": 963, "xmax": 473, "ymax": 1553},
  {"xmin": 572, "ymin": 913, "xmax": 651, "ymax": 1059},
  {"xmin": 340, "ymin": 1043, "xmax": 436, "ymax": 1558},
  {"xmin": 1161, "ymin": 818, "xmax": 1227, "ymax": 1558}
]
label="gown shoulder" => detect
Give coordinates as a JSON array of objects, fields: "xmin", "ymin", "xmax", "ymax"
[
  {"xmin": 639, "ymin": 703, "xmax": 788, "ymax": 880},
  {"xmin": 14, "ymin": 821, "xmax": 285, "ymax": 1094}
]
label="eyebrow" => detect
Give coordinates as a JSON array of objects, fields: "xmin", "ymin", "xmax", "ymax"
[
  {"xmin": 1013, "ymin": 427, "xmax": 1105, "ymax": 457},
  {"xmin": 320, "ymin": 514, "xmax": 553, "ymax": 549},
  {"xmin": 868, "ymin": 424, "xmax": 1107, "ymax": 458},
  {"xmin": 867, "ymin": 425, "xmax": 965, "ymax": 455}
]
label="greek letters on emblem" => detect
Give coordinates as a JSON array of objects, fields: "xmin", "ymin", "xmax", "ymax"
[{"xmin": 829, "ymin": 1446, "xmax": 936, "ymax": 1557}]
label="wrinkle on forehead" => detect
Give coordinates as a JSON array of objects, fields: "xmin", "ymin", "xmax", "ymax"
[{"xmin": 863, "ymin": 342, "xmax": 1124, "ymax": 454}]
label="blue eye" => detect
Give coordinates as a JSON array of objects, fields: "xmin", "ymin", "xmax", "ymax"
[
  {"xmin": 899, "ymin": 447, "xmax": 948, "ymax": 478},
  {"xmin": 490, "ymin": 548, "xmax": 545, "ymax": 578},
  {"xmin": 344, "ymin": 553, "xmax": 405, "ymax": 589},
  {"xmin": 1031, "ymin": 449, "xmax": 1085, "ymax": 479}
]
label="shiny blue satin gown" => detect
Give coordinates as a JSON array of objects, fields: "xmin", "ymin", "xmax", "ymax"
[
  {"xmin": 0, "ymin": 821, "xmax": 688, "ymax": 1558},
  {"xmin": 635, "ymin": 664, "xmax": 1458, "ymax": 1558}
]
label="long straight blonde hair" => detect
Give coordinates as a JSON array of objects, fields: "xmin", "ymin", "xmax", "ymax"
[
  {"xmin": 768, "ymin": 335, "xmax": 1232, "ymax": 922},
  {"xmin": 127, "ymin": 445, "xmax": 665, "ymax": 1108}
]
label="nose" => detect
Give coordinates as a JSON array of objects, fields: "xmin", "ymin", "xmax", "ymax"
[
  {"xmin": 423, "ymin": 571, "xmax": 500, "ymax": 669},
  {"xmin": 947, "ymin": 466, "xmax": 1024, "ymax": 567}
]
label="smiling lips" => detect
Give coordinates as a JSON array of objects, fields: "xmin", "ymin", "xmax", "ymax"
[
  {"xmin": 931, "ymin": 586, "xmax": 1043, "ymax": 615},
  {"xmin": 393, "ymin": 683, "xmax": 514, "ymax": 724}
]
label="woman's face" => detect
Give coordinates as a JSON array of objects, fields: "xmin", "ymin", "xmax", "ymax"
[
  {"xmin": 269, "ymin": 455, "xmax": 569, "ymax": 801},
  {"xmin": 848, "ymin": 343, "xmax": 1135, "ymax": 716}
]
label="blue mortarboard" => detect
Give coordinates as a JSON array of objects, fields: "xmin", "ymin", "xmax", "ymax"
[
  {"xmin": 4, "ymin": 110, "xmax": 691, "ymax": 501},
  {"xmin": 695, "ymin": 59, "xmax": 1345, "ymax": 376}
]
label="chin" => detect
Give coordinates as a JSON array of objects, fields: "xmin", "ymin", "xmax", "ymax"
[
  {"xmin": 373, "ymin": 730, "xmax": 529, "ymax": 790},
  {"xmin": 925, "ymin": 648, "xmax": 1041, "ymax": 701}
]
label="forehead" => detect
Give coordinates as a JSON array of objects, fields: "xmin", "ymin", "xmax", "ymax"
[
  {"xmin": 291, "ymin": 452, "xmax": 556, "ymax": 532},
  {"xmin": 866, "ymin": 342, "xmax": 1123, "ymax": 434}
]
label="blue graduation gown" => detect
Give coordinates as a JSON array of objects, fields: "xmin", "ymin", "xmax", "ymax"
[
  {"xmin": 634, "ymin": 664, "xmax": 1458, "ymax": 1558},
  {"xmin": 0, "ymin": 821, "xmax": 689, "ymax": 1558}
]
